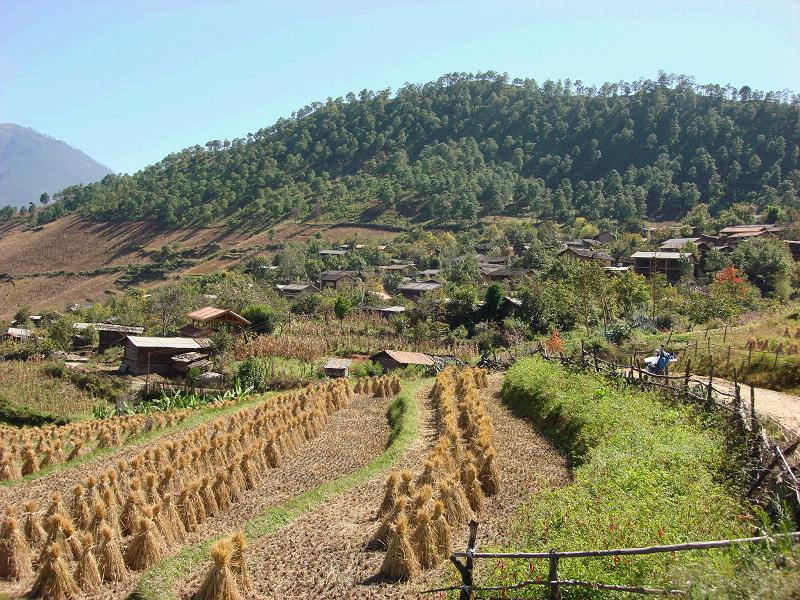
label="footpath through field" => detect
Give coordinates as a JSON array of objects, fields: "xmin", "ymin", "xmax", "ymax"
[
  {"xmin": 180, "ymin": 374, "xmax": 571, "ymax": 599},
  {"xmin": 689, "ymin": 375, "xmax": 800, "ymax": 436}
]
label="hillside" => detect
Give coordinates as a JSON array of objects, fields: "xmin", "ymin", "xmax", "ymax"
[
  {"xmin": 0, "ymin": 123, "xmax": 113, "ymax": 208},
  {"xmin": 36, "ymin": 72, "xmax": 800, "ymax": 228}
]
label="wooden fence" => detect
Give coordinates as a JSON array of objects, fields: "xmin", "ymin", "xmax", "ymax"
[{"xmin": 427, "ymin": 521, "xmax": 800, "ymax": 599}]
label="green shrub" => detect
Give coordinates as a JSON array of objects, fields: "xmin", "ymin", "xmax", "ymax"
[
  {"xmin": 242, "ymin": 304, "xmax": 282, "ymax": 334},
  {"xmin": 349, "ymin": 359, "xmax": 383, "ymax": 378},
  {"xmin": 235, "ymin": 356, "xmax": 272, "ymax": 392}
]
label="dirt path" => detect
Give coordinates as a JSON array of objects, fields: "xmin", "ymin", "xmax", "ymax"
[
  {"xmin": 690, "ymin": 375, "xmax": 800, "ymax": 436},
  {"xmin": 191, "ymin": 374, "xmax": 570, "ymax": 599},
  {"xmin": 0, "ymin": 393, "xmax": 392, "ymax": 600}
]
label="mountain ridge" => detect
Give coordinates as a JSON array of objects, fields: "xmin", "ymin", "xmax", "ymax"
[{"xmin": 0, "ymin": 123, "xmax": 113, "ymax": 208}]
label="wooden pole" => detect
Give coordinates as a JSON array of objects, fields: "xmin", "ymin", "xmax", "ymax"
[
  {"xmin": 750, "ymin": 386, "xmax": 757, "ymax": 433},
  {"xmin": 548, "ymin": 548, "xmax": 560, "ymax": 600},
  {"xmin": 707, "ymin": 364, "xmax": 715, "ymax": 404},
  {"xmin": 593, "ymin": 348, "xmax": 599, "ymax": 372},
  {"xmin": 723, "ymin": 324, "xmax": 728, "ymax": 343},
  {"xmin": 694, "ymin": 339, "xmax": 698, "ymax": 359},
  {"xmin": 684, "ymin": 358, "xmax": 691, "ymax": 389}
]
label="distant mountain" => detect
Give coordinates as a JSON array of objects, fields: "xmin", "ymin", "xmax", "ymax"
[{"xmin": 0, "ymin": 123, "xmax": 113, "ymax": 207}]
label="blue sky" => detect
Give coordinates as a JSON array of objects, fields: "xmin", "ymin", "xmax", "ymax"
[{"xmin": 1, "ymin": 0, "xmax": 798, "ymax": 174}]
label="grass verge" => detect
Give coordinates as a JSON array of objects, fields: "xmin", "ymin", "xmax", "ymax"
[
  {"xmin": 0, "ymin": 392, "xmax": 275, "ymax": 488},
  {"xmin": 129, "ymin": 378, "xmax": 425, "ymax": 600},
  {"xmin": 492, "ymin": 358, "xmax": 798, "ymax": 597}
]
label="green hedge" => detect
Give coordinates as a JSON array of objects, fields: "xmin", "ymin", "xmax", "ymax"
[{"xmin": 495, "ymin": 358, "xmax": 751, "ymax": 596}]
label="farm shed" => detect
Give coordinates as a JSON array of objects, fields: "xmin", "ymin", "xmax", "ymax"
[
  {"xmin": 187, "ymin": 306, "xmax": 251, "ymax": 328},
  {"xmin": 369, "ymin": 350, "xmax": 434, "ymax": 372},
  {"xmin": 73, "ymin": 322, "xmax": 145, "ymax": 350},
  {"xmin": 362, "ymin": 305, "xmax": 406, "ymax": 317},
  {"xmin": 121, "ymin": 336, "xmax": 212, "ymax": 376},
  {"xmin": 659, "ymin": 237, "xmax": 712, "ymax": 253},
  {"xmin": 170, "ymin": 351, "xmax": 214, "ymax": 376},
  {"xmin": 3, "ymin": 327, "xmax": 33, "ymax": 341},
  {"xmin": 318, "ymin": 249, "xmax": 348, "ymax": 257},
  {"xmin": 178, "ymin": 323, "xmax": 212, "ymax": 338},
  {"xmin": 324, "ymin": 357, "xmax": 352, "ymax": 378},
  {"xmin": 398, "ymin": 281, "xmax": 442, "ymax": 299}
]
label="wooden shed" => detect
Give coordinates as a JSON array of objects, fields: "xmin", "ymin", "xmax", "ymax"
[
  {"xmin": 369, "ymin": 350, "xmax": 434, "ymax": 372},
  {"xmin": 121, "ymin": 336, "xmax": 212, "ymax": 376},
  {"xmin": 170, "ymin": 351, "xmax": 214, "ymax": 376},
  {"xmin": 324, "ymin": 357, "xmax": 352, "ymax": 378}
]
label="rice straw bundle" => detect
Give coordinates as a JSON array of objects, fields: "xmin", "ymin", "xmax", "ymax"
[
  {"xmin": 192, "ymin": 540, "xmax": 242, "ymax": 600},
  {"xmin": 98, "ymin": 525, "xmax": 127, "ymax": 582},
  {"xmin": 0, "ymin": 517, "xmax": 33, "ymax": 580},
  {"xmin": 229, "ymin": 531, "xmax": 252, "ymax": 591},
  {"xmin": 29, "ymin": 544, "xmax": 80, "ymax": 600},
  {"xmin": 380, "ymin": 513, "xmax": 420, "ymax": 581},
  {"xmin": 124, "ymin": 517, "xmax": 164, "ymax": 571},
  {"xmin": 76, "ymin": 532, "xmax": 102, "ymax": 592}
]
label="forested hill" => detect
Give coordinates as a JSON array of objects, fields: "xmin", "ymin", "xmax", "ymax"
[{"xmin": 38, "ymin": 72, "xmax": 800, "ymax": 228}]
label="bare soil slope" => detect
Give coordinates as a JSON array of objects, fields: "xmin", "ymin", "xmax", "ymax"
[{"xmin": 0, "ymin": 216, "xmax": 401, "ymax": 318}]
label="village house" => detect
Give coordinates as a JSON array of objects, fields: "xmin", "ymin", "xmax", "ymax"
[
  {"xmin": 631, "ymin": 251, "xmax": 693, "ymax": 281},
  {"xmin": 416, "ymin": 268, "xmax": 441, "ymax": 280},
  {"xmin": 276, "ymin": 282, "xmax": 320, "ymax": 298},
  {"xmin": 593, "ymin": 230, "xmax": 615, "ymax": 245},
  {"xmin": 361, "ymin": 305, "xmax": 406, "ymax": 317},
  {"xmin": 369, "ymin": 350, "xmax": 434, "ymax": 372},
  {"xmin": 557, "ymin": 247, "xmax": 614, "ymax": 267},
  {"xmin": 487, "ymin": 268, "xmax": 533, "ymax": 282},
  {"xmin": 378, "ymin": 263, "xmax": 417, "ymax": 276},
  {"xmin": 786, "ymin": 241, "xmax": 800, "ymax": 261},
  {"xmin": 658, "ymin": 237, "xmax": 712, "ymax": 253},
  {"xmin": 718, "ymin": 224, "xmax": 781, "ymax": 245},
  {"xmin": 73, "ymin": 322, "xmax": 145, "ymax": 351},
  {"xmin": 320, "ymin": 270, "xmax": 362, "ymax": 290},
  {"xmin": 398, "ymin": 280, "xmax": 443, "ymax": 300},
  {"xmin": 318, "ymin": 249, "xmax": 349, "ymax": 258},
  {"xmin": 121, "ymin": 336, "xmax": 213, "ymax": 376}
]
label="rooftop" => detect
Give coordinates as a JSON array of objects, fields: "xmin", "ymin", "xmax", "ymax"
[
  {"xmin": 73, "ymin": 322, "xmax": 145, "ymax": 334},
  {"xmin": 126, "ymin": 336, "xmax": 213, "ymax": 349},
  {"xmin": 398, "ymin": 281, "xmax": 442, "ymax": 292},
  {"xmin": 372, "ymin": 350, "xmax": 435, "ymax": 366},
  {"xmin": 187, "ymin": 306, "xmax": 251, "ymax": 325},
  {"xmin": 324, "ymin": 358, "xmax": 352, "ymax": 370},
  {"xmin": 631, "ymin": 251, "xmax": 692, "ymax": 260}
]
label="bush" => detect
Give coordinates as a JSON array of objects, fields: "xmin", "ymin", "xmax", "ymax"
[
  {"xmin": 235, "ymin": 356, "xmax": 271, "ymax": 392},
  {"xmin": 350, "ymin": 359, "xmax": 383, "ymax": 378}
]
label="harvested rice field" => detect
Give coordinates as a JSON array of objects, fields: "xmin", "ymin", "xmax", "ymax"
[
  {"xmin": 0, "ymin": 377, "xmax": 399, "ymax": 600},
  {"xmin": 177, "ymin": 372, "xmax": 570, "ymax": 599}
]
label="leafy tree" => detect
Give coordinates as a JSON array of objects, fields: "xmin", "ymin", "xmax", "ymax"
[
  {"xmin": 333, "ymin": 295, "xmax": 353, "ymax": 321},
  {"xmin": 732, "ymin": 238, "xmax": 793, "ymax": 298},
  {"xmin": 242, "ymin": 304, "xmax": 282, "ymax": 334},
  {"xmin": 13, "ymin": 306, "xmax": 31, "ymax": 326},
  {"xmin": 39, "ymin": 192, "xmax": 49, "ymax": 205},
  {"xmin": 148, "ymin": 284, "xmax": 195, "ymax": 336},
  {"xmin": 483, "ymin": 283, "xmax": 505, "ymax": 322}
]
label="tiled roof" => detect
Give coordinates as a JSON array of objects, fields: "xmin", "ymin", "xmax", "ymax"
[{"xmin": 631, "ymin": 251, "xmax": 691, "ymax": 259}]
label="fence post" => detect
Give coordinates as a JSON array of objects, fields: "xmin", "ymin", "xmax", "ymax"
[
  {"xmin": 593, "ymin": 348, "xmax": 599, "ymax": 372},
  {"xmin": 684, "ymin": 358, "xmax": 691, "ymax": 390},
  {"xmin": 707, "ymin": 364, "xmax": 715, "ymax": 405},
  {"xmin": 548, "ymin": 548, "xmax": 560, "ymax": 600},
  {"xmin": 750, "ymin": 386, "xmax": 757, "ymax": 434}
]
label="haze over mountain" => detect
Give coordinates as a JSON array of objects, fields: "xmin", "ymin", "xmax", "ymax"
[{"xmin": 0, "ymin": 123, "xmax": 113, "ymax": 208}]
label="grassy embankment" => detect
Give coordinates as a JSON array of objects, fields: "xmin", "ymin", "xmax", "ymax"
[
  {"xmin": 492, "ymin": 358, "xmax": 798, "ymax": 598},
  {"xmin": 131, "ymin": 378, "xmax": 426, "ymax": 600}
]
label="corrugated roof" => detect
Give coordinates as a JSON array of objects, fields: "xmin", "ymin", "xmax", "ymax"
[
  {"xmin": 631, "ymin": 251, "xmax": 691, "ymax": 259},
  {"xmin": 324, "ymin": 358, "xmax": 352, "ymax": 370},
  {"xmin": 6, "ymin": 327, "xmax": 33, "ymax": 338},
  {"xmin": 74, "ymin": 322, "xmax": 144, "ymax": 334},
  {"xmin": 377, "ymin": 350, "xmax": 435, "ymax": 366},
  {"xmin": 399, "ymin": 281, "xmax": 442, "ymax": 292},
  {"xmin": 126, "ymin": 336, "xmax": 210, "ymax": 349},
  {"xmin": 659, "ymin": 237, "xmax": 701, "ymax": 249}
]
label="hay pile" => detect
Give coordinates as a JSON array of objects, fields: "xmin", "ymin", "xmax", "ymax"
[
  {"xmin": 191, "ymin": 531, "xmax": 251, "ymax": 600},
  {"xmin": 371, "ymin": 367, "xmax": 495, "ymax": 580}
]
